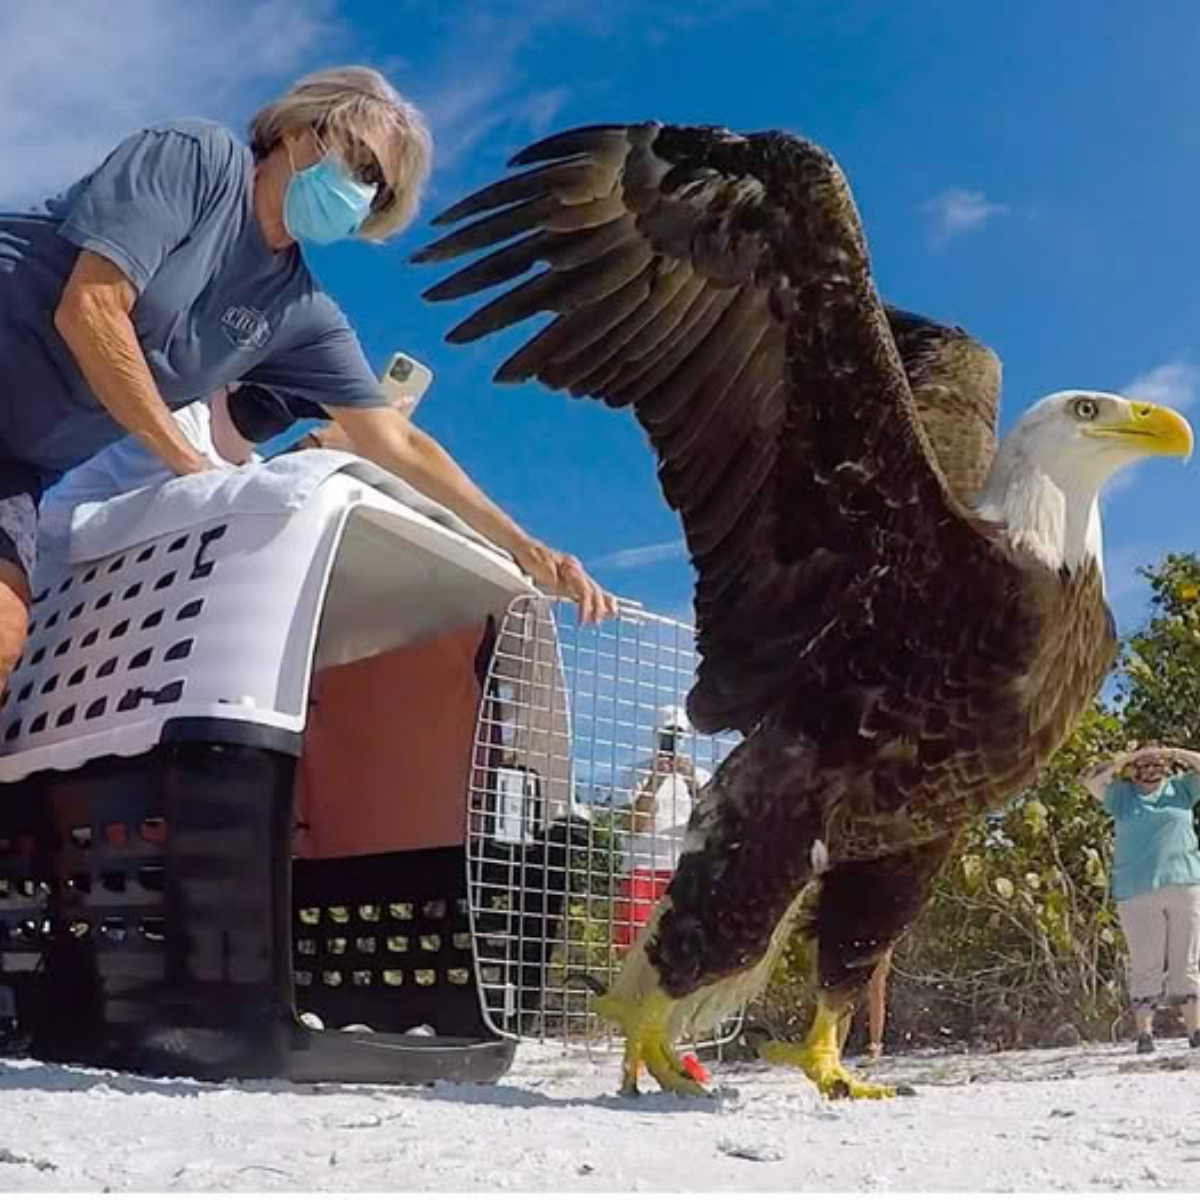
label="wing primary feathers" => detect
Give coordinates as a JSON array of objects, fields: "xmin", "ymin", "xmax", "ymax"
[
  {"xmin": 416, "ymin": 194, "xmax": 634, "ymax": 269},
  {"xmin": 582, "ymin": 274, "xmax": 712, "ymax": 399},
  {"xmin": 421, "ymin": 230, "xmax": 558, "ymax": 301},
  {"xmin": 426, "ymin": 156, "xmax": 614, "ymax": 228},
  {"xmin": 690, "ymin": 463, "xmax": 780, "ymax": 611},
  {"xmin": 542, "ymin": 193, "xmax": 629, "ymax": 232},
  {"xmin": 428, "ymin": 214, "xmax": 639, "ymax": 305},
  {"xmin": 565, "ymin": 270, "xmax": 708, "ymax": 399},
  {"xmin": 610, "ymin": 286, "xmax": 738, "ymax": 408},
  {"xmin": 411, "ymin": 195, "xmax": 561, "ymax": 263},
  {"xmin": 600, "ymin": 283, "xmax": 724, "ymax": 400},
  {"xmin": 507, "ymin": 123, "xmax": 641, "ymax": 168},
  {"xmin": 637, "ymin": 284, "xmax": 763, "ymax": 430},
  {"xmin": 544, "ymin": 261, "xmax": 696, "ymax": 395},
  {"xmin": 445, "ymin": 240, "xmax": 654, "ymax": 344},
  {"xmin": 683, "ymin": 428, "xmax": 777, "ymax": 558},
  {"xmin": 616, "ymin": 272, "xmax": 711, "ymax": 363},
  {"xmin": 655, "ymin": 309, "xmax": 775, "ymax": 471},
  {"xmin": 543, "ymin": 213, "xmax": 638, "ymax": 270},
  {"xmin": 495, "ymin": 263, "xmax": 655, "ymax": 384}
]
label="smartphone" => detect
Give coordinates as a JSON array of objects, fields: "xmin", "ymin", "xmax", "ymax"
[
  {"xmin": 380, "ymin": 351, "xmax": 433, "ymax": 416},
  {"xmin": 262, "ymin": 351, "xmax": 435, "ymax": 457},
  {"xmin": 659, "ymin": 731, "xmax": 678, "ymax": 755}
]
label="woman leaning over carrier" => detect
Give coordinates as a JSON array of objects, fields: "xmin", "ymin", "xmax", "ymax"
[
  {"xmin": 0, "ymin": 65, "xmax": 613, "ymax": 694},
  {"xmin": 1082, "ymin": 745, "xmax": 1200, "ymax": 1052}
]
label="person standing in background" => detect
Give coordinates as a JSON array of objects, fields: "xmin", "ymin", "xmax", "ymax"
[
  {"xmin": 613, "ymin": 704, "xmax": 712, "ymax": 952},
  {"xmin": 1082, "ymin": 745, "xmax": 1200, "ymax": 1052}
]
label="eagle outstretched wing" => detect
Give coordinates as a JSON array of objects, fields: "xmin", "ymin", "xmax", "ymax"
[{"xmin": 414, "ymin": 123, "xmax": 1017, "ymax": 735}]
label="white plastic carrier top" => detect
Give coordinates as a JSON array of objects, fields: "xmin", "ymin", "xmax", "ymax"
[{"xmin": 0, "ymin": 455, "xmax": 532, "ymax": 783}]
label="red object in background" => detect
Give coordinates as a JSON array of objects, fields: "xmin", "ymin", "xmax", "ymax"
[{"xmin": 612, "ymin": 868, "xmax": 674, "ymax": 949}]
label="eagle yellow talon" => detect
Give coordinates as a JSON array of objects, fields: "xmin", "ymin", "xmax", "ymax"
[
  {"xmin": 596, "ymin": 989, "xmax": 710, "ymax": 1098},
  {"xmin": 759, "ymin": 1000, "xmax": 895, "ymax": 1101}
]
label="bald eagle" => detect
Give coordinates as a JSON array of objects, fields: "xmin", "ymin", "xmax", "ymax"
[{"xmin": 413, "ymin": 123, "xmax": 1193, "ymax": 1098}]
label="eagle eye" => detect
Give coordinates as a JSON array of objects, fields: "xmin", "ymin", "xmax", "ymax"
[{"xmin": 1073, "ymin": 397, "xmax": 1099, "ymax": 421}]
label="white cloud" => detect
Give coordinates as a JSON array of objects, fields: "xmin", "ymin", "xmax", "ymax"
[
  {"xmin": 419, "ymin": 77, "xmax": 568, "ymax": 176},
  {"xmin": 920, "ymin": 188, "xmax": 1010, "ymax": 249},
  {"xmin": 0, "ymin": 3, "xmax": 594, "ymax": 216},
  {"xmin": 591, "ymin": 539, "xmax": 688, "ymax": 570},
  {"xmin": 409, "ymin": 9, "xmax": 577, "ymax": 182},
  {"xmin": 1102, "ymin": 357, "xmax": 1199, "ymax": 497},
  {"xmin": 1123, "ymin": 358, "xmax": 1199, "ymax": 411},
  {"xmin": 0, "ymin": 0, "xmax": 338, "ymax": 208}
]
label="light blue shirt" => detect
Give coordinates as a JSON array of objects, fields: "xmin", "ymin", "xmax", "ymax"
[{"xmin": 1102, "ymin": 773, "xmax": 1200, "ymax": 902}]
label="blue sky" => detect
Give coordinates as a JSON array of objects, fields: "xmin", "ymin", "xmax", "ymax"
[{"xmin": 2, "ymin": 0, "xmax": 1197, "ymax": 632}]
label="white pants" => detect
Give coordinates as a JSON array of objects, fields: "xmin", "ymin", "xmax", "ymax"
[{"xmin": 1117, "ymin": 883, "xmax": 1200, "ymax": 1006}]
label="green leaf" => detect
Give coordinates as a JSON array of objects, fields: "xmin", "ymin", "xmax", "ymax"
[{"xmin": 961, "ymin": 854, "xmax": 984, "ymax": 889}]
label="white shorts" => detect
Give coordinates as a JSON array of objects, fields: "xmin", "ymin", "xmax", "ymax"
[{"xmin": 1117, "ymin": 883, "xmax": 1200, "ymax": 1006}]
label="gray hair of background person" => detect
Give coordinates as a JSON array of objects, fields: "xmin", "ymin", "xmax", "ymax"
[{"xmin": 248, "ymin": 65, "xmax": 433, "ymax": 241}]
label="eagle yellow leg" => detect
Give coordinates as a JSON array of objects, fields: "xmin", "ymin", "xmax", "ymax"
[
  {"xmin": 595, "ymin": 988, "xmax": 709, "ymax": 1097},
  {"xmin": 759, "ymin": 998, "xmax": 894, "ymax": 1100}
]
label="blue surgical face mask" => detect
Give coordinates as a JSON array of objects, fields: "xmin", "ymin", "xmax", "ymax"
[{"xmin": 284, "ymin": 141, "xmax": 377, "ymax": 246}]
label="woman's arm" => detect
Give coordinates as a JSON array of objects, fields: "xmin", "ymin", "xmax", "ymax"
[
  {"xmin": 328, "ymin": 403, "xmax": 616, "ymax": 623},
  {"xmin": 1158, "ymin": 747, "xmax": 1200, "ymax": 804},
  {"xmin": 1165, "ymin": 747, "xmax": 1200, "ymax": 774},
  {"xmin": 54, "ymin": 252, "xmax": 211, "ymax": 477},
  {"xmin": 629, "ymin": 761, "xmax": 667, "ymax": 834},
  {"xmin": 1081, "ymin": 751, "xmax": 1136, "ymax": 801}
]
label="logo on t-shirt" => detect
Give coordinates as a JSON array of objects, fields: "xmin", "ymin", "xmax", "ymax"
[{"xmin": 220, "ymin": 305, "xmax": 272, "ymax": 350}]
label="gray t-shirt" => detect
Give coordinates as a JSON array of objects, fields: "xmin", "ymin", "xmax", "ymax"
[{"xmin": 0, "ymin": 119, "xmax": 384, "ymax": 487}]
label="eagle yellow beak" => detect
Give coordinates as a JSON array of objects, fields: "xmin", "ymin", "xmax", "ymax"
[{"xmin": 1088, "ymin": 400, "xmax": 1194, "ymax": 460}]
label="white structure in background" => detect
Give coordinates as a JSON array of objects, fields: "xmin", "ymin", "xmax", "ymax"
[{"xmin": 620, "ymin": 702, "xmax": 712, "ymax": 873}]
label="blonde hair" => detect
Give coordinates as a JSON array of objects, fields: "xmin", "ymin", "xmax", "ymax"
[{"xmin": 249, "ymin": 65, "xmax": 432, "ymax": 240}]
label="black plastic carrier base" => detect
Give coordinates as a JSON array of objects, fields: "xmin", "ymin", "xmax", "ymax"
[{"xmin": 0, "ymin": 732, "xmax": 514, "ymax": 1085}]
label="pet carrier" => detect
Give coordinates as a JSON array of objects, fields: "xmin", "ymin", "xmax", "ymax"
[
  {"xmin": 0, "ymin": 459, "xmax": 737, "ymax": 1084},
  {"xmin": 0, "ymin": 461, "xmax": 535, "ymax": 1084}
]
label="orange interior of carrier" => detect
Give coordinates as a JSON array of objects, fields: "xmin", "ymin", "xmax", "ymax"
[{"xmin": 292, "ymin": 622, "xmax": 488, "ymax": 859}]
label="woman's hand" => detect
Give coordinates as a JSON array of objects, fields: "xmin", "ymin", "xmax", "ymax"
[
  {"xmin": 1085, "ymin": 747, "xmax": 1147, "ymax": 780},
  {"xmin": 1158, "ymin": 746, "xmax": 1200, "ymax": 773},
  {"xmin": 329, "ymin": 407, "xmax": 618, "ymax": 623},
  {"xmin": 511, "ymin": 539, "xmax": 617, "ymax": 625},
  {"xmin": 661, "ymin": 751, "xmax": 697, "ymax": 784}
]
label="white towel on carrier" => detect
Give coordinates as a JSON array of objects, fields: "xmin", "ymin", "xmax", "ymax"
[{"xmin": 57, "ymin": 450, "xmax": 492, "ymax": 565}]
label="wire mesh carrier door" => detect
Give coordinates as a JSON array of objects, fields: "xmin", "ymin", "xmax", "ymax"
[{"xmin": 467, "ymin": 596, "xmax": 742, "ymax": 1048}]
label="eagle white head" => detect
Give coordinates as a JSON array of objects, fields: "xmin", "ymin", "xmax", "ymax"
[{"xmin": 975, "ymin": 391, "xmax": 1193, "ymax": 575}]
